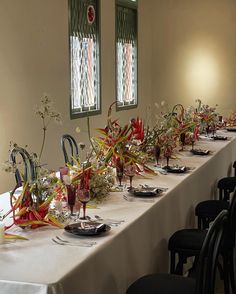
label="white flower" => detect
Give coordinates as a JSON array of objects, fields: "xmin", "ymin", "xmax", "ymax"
[
  {"xmin": 161, "ymin": 100, "xmax": 166, "ymax": 107},
  {"xmin": 76, "ymin": 127, "xmax": 81, "ymax": 133},
  {"xmin": 62, "ymin": 175, "xmax": 71, "ymax": 185},
  {"xmin": 53, "ymin": 200, "xmax": 63, "ymax": 212},
  {"xmin": 154, "ymin": 102, "xmax": 160, "ymax": 109}
]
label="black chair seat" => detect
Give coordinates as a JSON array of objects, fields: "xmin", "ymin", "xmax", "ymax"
[
  {"xmin": 195, "ymin": 200, "xmax": 229, "ymax": 218},
  {"xmin": 126, "ymin": 273, "xmax": 196, "ymax": 294},
  {"xmin": 168, "ymin": 229, "xmax": 207, "ymax": 252}
]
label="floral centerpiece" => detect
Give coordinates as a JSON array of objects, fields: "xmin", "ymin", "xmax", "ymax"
[
  {"xmin": 93, "ymin": 102, "xmax": 154, "ymax": 176},
  {"xmin": 2, "ymin": 94, "xmax": 63, "ymax": 231},
  {"xmin": 225, "ymin": 111, "xmax": 236, "ymax": 127},
  {"xmin": 152, "ymin": 102, "xmax": 197, "ymax": 162},
  {"xmin": 194, "ymin": 99, "xmax": 218, "ymax": 134},
  {"xmin": 67, "ymin": 156, "xmax": 115, "ymax": 203}
]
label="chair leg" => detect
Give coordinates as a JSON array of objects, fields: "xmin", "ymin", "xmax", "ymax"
[
  {"xmin": 229, "ymin": 250, "xmax": 236, "ymax": 294},
  {"xmin": 202, "ymin": 217, "xmax": 210, "ymax": 229},
  {"xmin": 170, "ymin": 251, "xmax": 176, "ymax": 274},
  {"xmin": 217, "ymin": 260, "xmax": 224, "ymax": 280},
  {"xmin": 197, "ymin": 217, "xmax": 202, "ymax": 229},
  {"xmin": 222, "ymin": 253, "xmax": 230, "ymax": 294},
  {"xmin": 175, "ymin": 254, "xmax": 187, "ymax": 275}
]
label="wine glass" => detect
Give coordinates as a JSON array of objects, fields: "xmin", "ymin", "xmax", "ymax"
[
  {"xmin": 206, "ymin": 124, "xmax": 210, "ymax": 137},
  {"xmin": 163, "ymin": 148, "xmax": 171, "ymax": 169},
  {"xmin": 165, "ymin": 156, "xmax": 170, "ymax": 168},
  {"xmin": 59, "ymin": 166, "xmax": 69, "ymax": 182},
  {"xmin": 211, "ymin": 123, "xmax": 216, "ymax": 138},
  {"xmin": 125, "ymin": 164, "xmax": 136, "ymax": 189},
  {"xmin": 66, "ymin": 184, "xmax": 77, "ymax": 216},
  {"xmin": 116, "ymin": 164, "xmax": 124, "ymax": 187},
  {"xmin": 78, "ymin": 189, "xmax": 90, "ymax": 220},
  {"xmin": 179, "ymin": 133, "xmax": 186, "ymax": 151},
  {"xmin": 154, "ymin": 145, "xmax": 161, "ymax": 166}
]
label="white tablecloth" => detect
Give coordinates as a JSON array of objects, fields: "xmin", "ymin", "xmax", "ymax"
[{"xmin": 0, "ymin": 131, "xmax": 236, "ymax": 294}]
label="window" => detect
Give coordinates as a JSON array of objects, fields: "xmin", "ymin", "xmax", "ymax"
[
  {"xmin": 68, "ymin": 0, "xmax": 100, "ymax": 118},
  {"xmin": 116, "ymin": 0, "xmax": 138, "ymax": 110}
]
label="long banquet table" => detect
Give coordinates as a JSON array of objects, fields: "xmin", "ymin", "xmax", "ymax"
[{"xmin": 0, "ymin": 131, "xmax": 236, "ymax": 294}]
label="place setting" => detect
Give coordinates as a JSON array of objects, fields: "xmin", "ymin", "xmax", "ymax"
[{"xmin": 123, "ymin": 183, "xmax": 168, "ymax": 203}]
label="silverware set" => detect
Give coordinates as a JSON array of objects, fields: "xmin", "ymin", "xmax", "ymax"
[
  {"xmin": 52, "ymin": 236, "xmax": 96, "ymax": 247},
  {"xmin": 86, "ymin": 215, "xmax": 125, "ymax": 226},
  {"xmin": 123, "ymin": 194, "xmax": 155, "ymax": 203}
]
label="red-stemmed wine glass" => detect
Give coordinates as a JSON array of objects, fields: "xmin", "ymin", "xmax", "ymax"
[
  {"xmin": 66, "ymin": 184, "xmax": 77, "ymax": 216},
  {"xmin": 59, "ymin": 166, "xmax": 69, "ymax": 182},
  {"xmin": 125, "ymin": 164, "xmax": 136, "ymax": 188},
  {"xmin": 154, "ymin": 145, "xmax": 161, "ymax": 166},
  {"xmin": 116, "ymin": 161, "xmax": 124, "ymax": 187},
  {"xmin": 78, "ymin": 189, "xmax": 90, "ymax": 220},
  {"xmin": 179, "ymin": 133, "xmax": 186, "ymax": 151}
]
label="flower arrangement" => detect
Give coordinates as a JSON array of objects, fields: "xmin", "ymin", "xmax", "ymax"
[
  {"xmin": 152, "ymin": 102, "xmax": 195, "ymax": 160},
  {"xmin": 225, "ymin": 111, "xmax": 236, "ymax": 127},
  {"xmin": 88, "ymin": 167, "xmax": 115, "ymax": 202},
  {"xmin": 2, "ymin": 94, "xmax": 63, "ymax": 230},
  {"xmin": 93, "ymin": 102, "xmax": 154, "ymax": 175},
  {"xmin": 194, "ymin": 99, "xmax": 218, "ymax": 133},
  {"xmin": 157, "ymin": 129, "xmax": 178, "ymax": 166}
]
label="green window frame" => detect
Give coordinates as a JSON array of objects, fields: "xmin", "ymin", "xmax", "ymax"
[
  {"xmin": 116, "ymin": 0, "xmax": 138, "ymax": 111},
  {"xmin": 68, "ymin": 0, "xmax": 101, "ymax": 119}
]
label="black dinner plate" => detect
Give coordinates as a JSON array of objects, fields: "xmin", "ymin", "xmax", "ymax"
[
  {"xmin": 128, "ymin": 187, "xmax": 163, "ymax": 197},
  {"xmin": 64, "ymin": 221, "xmax": 111, "ymax": 236},
  {"xmin": 163, "ymin": 165, "xmax": 187, "ymax": 173},
  {"xmin": 211, "ymin": 135, "xmax": 228, "ymax": 141},
  {"xmin": 226, "ymin": 127, "xmax": 236, "ymax": 132},
  {"xmin": 191, "ymin": 149, "xmax": 210, "ymax": 156}
]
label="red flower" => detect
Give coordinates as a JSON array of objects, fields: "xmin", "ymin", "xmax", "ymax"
[{"xmin": 129, "ymin": 117, "xmax": 144, "ymax": 141}]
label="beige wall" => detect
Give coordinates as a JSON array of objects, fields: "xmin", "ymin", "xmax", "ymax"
[
  {"xmin": 0, "ymin": 0, "xmax": 152, "ymax": 193},
  {"xmin": 1, "ymin": 0, "xmax": 236, "ymax": 193},
  {"xmin": 150, "ymin": 0, "xmax": 236, "ymax": 115}
]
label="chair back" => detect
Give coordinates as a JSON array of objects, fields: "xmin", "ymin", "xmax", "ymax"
[
  {"xmin": 195, "ymin": 210, "xmax": 228, "ymax": 294},
  {"xmin": 233, "ymin": 161, "xmax": 236, "ymax": 177},
  {"xmin": 10, "ymin": 146, "xmax": 35, "ymax": 188},
  {"xmin": 217, "ymin": 177, "xmax": 236, "ymax": 201},
  {"xmin": 61, "ymin": 134, "xmax": 79, "ymax": 166},
  {"xmin": 224, "ymin": 188, "xmax": 236, "ymax": 249}
]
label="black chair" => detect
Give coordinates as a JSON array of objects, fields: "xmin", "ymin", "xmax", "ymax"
[
  {"xmin": 233, "ymin": 161, "xmax": 236, "ymax": 177},
  {"xmin": 126, "ymin": 210, "xmax": 228, "ymax": 294},
  {"xmin": 61, "ymin": 134, "xmax": 79, "ymax": 166},
  {"xmin": 10, "ymin": 146, "xmax": 35, "ymax": 188},
  {"xmin": 195, "ymin": 176, "xmax": 236, "ymax": 229},
  {"xmin": 168, "ymin": 189, "xmax": 236, "ymax": 294}
]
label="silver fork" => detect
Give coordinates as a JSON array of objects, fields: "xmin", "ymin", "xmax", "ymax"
[
  {"xmin": 52, "ymin": 238, "xmax": 92, "ymax": 247},
  {"xmin": 94, "ymin": 215, "xmax": 124, "ymax": 225},
  {"xmin": 56, "ymin": 236, "xmax": 96, "ymax": 246},
  {"xmin": 52, "ymin": 238, "xmax": 94, "ymax": 247},
  {"xmin": 123, "ymin": 195, "xmax": 155, "ymax": 203},
  {"xmin": 94, "ymin": 215, "xmax": 125, "ymax": 223},
  {"xmin": 86, "ymin": 215, "xmax": 120, "ymax": 226}
]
